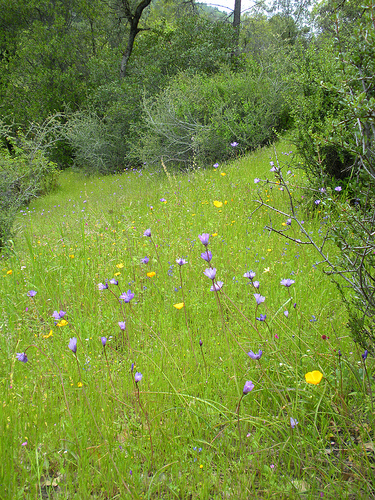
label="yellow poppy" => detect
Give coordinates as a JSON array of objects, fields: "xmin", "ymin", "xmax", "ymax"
[
  {"xmin": 212, "ymin": 233, "xmax": 218, "ymax": 237},
  {"xmin": 57, "ymin": 319, "xmax": 68, "ymax": 327},
  {"xmin": 173, "ymin": 303, "xmax": 184, "ymax": 310},
  {"xmin": 43, "ymin": 330, "xmax": 53, "ymax": 339},
  {"xmin": 147, "ymin": 272, "xmax": 156, "ymax": 278},
  {"xmin": 213, "ymin": 201, "xmax": 223, "ymax": 208},
  {"xmin": 77, "ymin": 382, "xmax": 83, "ymax": 388},
  {"xmin": 220, "ymin": 173, "xmax": 226, "ymax": 176},
  {"xmin": 6, "ymin": 270, "xmax": 12, "ymax": 275},
  {"xmin": 116, "ymin": 263, "xmax": 124, "ymax": 269},
  {"xmin": 305, "ymin": 370, "xmax": 323, "ymax": 385}
]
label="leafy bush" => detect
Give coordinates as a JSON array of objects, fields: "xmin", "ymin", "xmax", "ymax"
[
  {"xmin": 287, "ymin": 0, "xmax": 375, "ymax": 350},
  {"xmin": 135, "ymin": 63, "xmax": 291, "ymax": 169},
  {"xmin": 0, "ymin": 126, "xmax": 58, "ymax": 248}
]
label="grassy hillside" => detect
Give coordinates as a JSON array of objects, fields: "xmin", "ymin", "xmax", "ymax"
[{"xmin": 0, "ymin": 140, "xmax": 373, "ymax": 499}]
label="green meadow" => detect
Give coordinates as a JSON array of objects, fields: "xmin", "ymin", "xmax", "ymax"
[{"xmin": 1, "ymin": 139, "xmax": 373, "ymax": 499}]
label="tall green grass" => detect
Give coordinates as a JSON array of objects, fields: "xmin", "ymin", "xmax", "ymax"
[{"xmin": 0, "ymin": 140, "xmax": 373, "ymax": 499}]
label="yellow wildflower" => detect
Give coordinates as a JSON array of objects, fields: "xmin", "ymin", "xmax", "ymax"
[
  {"xmin": 147, "ymin": 272, "xmax": 156, "ymax": 278},
  {"xmin": 57, "ymin": 319, "xmax": 68, "ymax": 327},
  {"xmin": 305, "ymin": 370, "xmax": 323, "ymax": 385},
  {"xmin": 6, "ymin": 270, "xmax": 12, "ymax": 275},
  {"xmin": 116, "ymin": 263, "xmax": 124, "ymax": 269},
  {"xmin": 213, "ymin": 201, "xmax": 223, "ymax": 208},
  {"xmin": 43, "ymin": 330, "xmax": 53, "ymax": 339},
  {"xmin": 173, "ymin": 303, "xmax": 184, "ymax": 310}
]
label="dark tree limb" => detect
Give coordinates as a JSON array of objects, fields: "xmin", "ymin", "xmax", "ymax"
[{"xmin": 120, "ymin": 0, "xmax": 152, "ymax": 78}]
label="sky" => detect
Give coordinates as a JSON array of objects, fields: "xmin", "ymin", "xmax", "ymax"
[{"xmin": 200, "ymin": 0, "xmax": 256, "ymax": 15}]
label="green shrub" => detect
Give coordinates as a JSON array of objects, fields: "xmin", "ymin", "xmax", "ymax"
[
  {"xmin": 0, "ymin": 128, "xmax": 58, "ymax": 248},
  {"xmin": 135, "ymin": 63, "xmax": 291, "ymax": 169}
]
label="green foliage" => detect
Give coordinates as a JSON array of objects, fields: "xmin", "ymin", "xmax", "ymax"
[
  {"xmin": 135, "ymin": 63, "xmax": 291, "ymax": 169},
  {"xmin": 0, "ymin": 126, "xmax": 58, "ymax": 248}
]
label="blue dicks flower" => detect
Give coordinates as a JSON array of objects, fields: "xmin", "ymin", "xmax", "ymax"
[
  {"xmin": 198, "ymin": 233, "xmax": 210, "ymax": 246},
  {"xmin": 52, "ymin": 310, "xmax": 66, "ymax": 320},
  {"xmin": 135, "ymin": 372, "xmax": 142, "ymax": 383},
  {"xmin": 131, "ymin": 363, "xmax": 134, "ymax": 372},
  {"xmin": 176, "ymin": 258, "xmax": 187, "ymax": 266},
  {"xmin": 211, "ymin": 281, "xmax": 223, "ymax": 291},
  {"xmin": 16, "ymin": 352, "xmax": 28, "ymax": 363},
  {"xmin": 141, "ymin": 256, "xmax": 149, "ymax": 264},
  {"xmin": 362, "ymin": 350, "xmax": 368, "ymax": 360},
  {"xmin": 68, "ymin": 337, "xmax": 77, "ymax": 354},
  {"xmin": 101, "ymin": 337, "xmax": 107, "ymax": 347},
  {"xmin": 290, "ymin": 417, "xmax": 298, "ymax": 429},
  {"xmin": 231, "ymin": 141, "xmax": 239, "ymax": 147},
  {"xmin": 253, "ymin": 281, "xmax": 260, "ymax": 289},
  {"xmin": 109, "ymin": 278, "xmax": 119, "ymax": 285},
  {"xmin": 254, "ymin": 293, "xmax": 265, "ymax": 305},
  {"xmin": 254, "ymin": 178, "xmax": 260, "ymax": 183},
  {"xmin": 247, "ymin": 350, "xmax": 262, "ymax": 360},
  {"xmin": 204, "ymin": 268, "xmax": 216, "ymax": 280},
  {"xmin": 335, "ymin": 186, "xmax": 342, "ymax": 192},
  {"xmin": 27, "ymin": 290, "xmax": 37, "ymax": 297},
  {"xmin": 284, "ymin": 310, "xmax": 289, "ymax": 318},
  {"xmin": 213, "ymin": 163, "xmax": 219, "ymax": 168},
  {"xmin": 119, "ymin": 289, "xmax": 134, "ymax": 302},
  {"xmin": 256, "ymin": 314, "xmax": 267, "ymax": 322},
  {"xmin": 98, "ymin": 282, "xmax": 108, "ymax": 290},
  {"xmin": 315, "ymin": 200, "xmax": 321, "ymax": 205},
  {"xmin": 118, "ymin": 321, "xmax": 126, "ymax": 330},
  {"xmin": 244, "ymin": 271, "xmax": 256, "ymax": 280},
  {"xmin": 160, "ymin": 198, "xmax": 166, "ymax": 202},
  {"xmin": 243, "ymin": 381, "xmax": 254, "ymax": 394},
  {"xmin": 286, "ymin": 218, "xmax": 292, "ymax": 226},
  {"xmin": 144, "ymin": 228, "xmax": 151, "ymax": 237},
  {"xmin": 280, "ymin": 279, "xmax": 295, "ymax": 287},
  {"xmin": 201, "ymin": 251, "xmax": 212, "ymax": 262},
  {"xmin": 199, "ymin": 339, "xmax": 203, "ymax": 347}
]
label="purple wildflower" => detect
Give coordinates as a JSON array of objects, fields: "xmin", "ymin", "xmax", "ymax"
[
  {"xmin": 101, "ymin": 337, "xmax": 107, "ymax": 347},
  {"xmin": 201, "ymin": 251, "xmax": 212, "ymax": 262},
  {"xmin": 118, "ymin": 321, "xmax": 126, "ymax": 330},
  {"xmin": 243, "ymin": 381, "xmax": 254, "ymax": 394},
  {"xmin": 198, "ymin": 233, "xmax": 210, "ymax": 246},
  {"xmin": 213, "ymin": 163, "xmax": 219, "ymax": 168},
  {"xmin": 52, "ymin": 310, "xmax": 66, "ymax": 320},
  {"xmin": 110, "ymin": 278, "xmax": 119, "ymax": 285},
  {"xmin": 98, "ymin": 282, "xmax": 108, "ymax": 290},
  {"xmin": 335, "ymin": 186, "xmax": 342, "ymax": 192},
  {"xmin": 16, "ymin": 353, "xmax": 28, "ymax": 363},
  {"xmin": 244, "ymin": 271, "xmax": 256, "ymax": 280},
  {"xmin": 144, "ymin": 228, "xmax": 151, "ymax": 237},
  {"xmin": 320, "ymin": 188, "xmax": 326, "ymax": 193},
  {"xmin": 284, "ymin": 310, "xmax": 289, "ymax": 318},
  {"xmin": 362, "ymin": 350, "xmax": 368, "ymax": 360},
  {"xmin": 68, "ymin": 337, "xmax": 77, "ymax": 354},
  {"xmin": 134, "ymin": 372, "xmax": 142, "ymax": 383},
  {"xmin": 131, "ymin": 363, "xmax": 134, "ymax": 372},
  {"xmin": 256, "ymin": 314, "xmax": 267, "ymax": 322},
  {"xmin": 199, "ymin": 339, "xmax": 203, "ymax": 347},
  {"xmin": 231, "ymin": 141, "xmax": 239, "ymax": 147},
  {"xmin": 290, "ymin": 417, "xmax": 298, "ymax": 429},
  {"xmin": 315, "ymin": 200, "xmax": 321, "ymax": 205},
  {"xmin": 254, "ymin": 178, "xmax": 260, "ymax": 183},
  {"xmin": 204, "ymin": 268, "xmax": 216, "ymax": 280},
  {"xmin": 210, "ymin": 281, "xmax": 223, "ymax": 292},
  {"xmin": 247, "ymin": 350, "xmax": 262, "ymax": 360},
  {"xmin": 280, "ymin": 279, "xmax": 295, "ymax": 287},
  {"xmin": 141, "ymin": 256, "xmax": 149, "ymax": 264},
  {"xmin": 27, "ymin": 290, "xmax": 37, "ymax": 297},
  {"xmin": 286, "ymin": 218, "xmax": 292, "ymax": 226},
  {"xmin": 176, "ymin": 258, "xmax": 187, "ymax": 266},
  {"xmin": 253, "ymin": 281, "xmax": 260, "ymax": 289},
  {"xmin": 119, "ymin": 289, "xmax": 134, "ymax": 302},
  {"xmin": 253, "ymin": 293, "xmax": 265, "ymax": 305}
]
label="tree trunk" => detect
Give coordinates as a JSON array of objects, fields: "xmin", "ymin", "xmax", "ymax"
[{"xmin": 120, "ymin": 0, "xmax": 152, "ymax": 78}]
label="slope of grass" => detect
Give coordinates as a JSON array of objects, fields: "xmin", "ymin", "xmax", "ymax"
[{"xmin": 0, "ymin": 140, "xmax": 373, "ymax": 499}]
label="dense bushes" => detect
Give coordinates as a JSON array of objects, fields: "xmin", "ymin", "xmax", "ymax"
[
  {"xmin": 135, "ymin": 63, "xmax": 291, "ymax": 169},
  {"xmin": 0, "ymin": 125, "xmax": 58, "ymax": 248}
]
